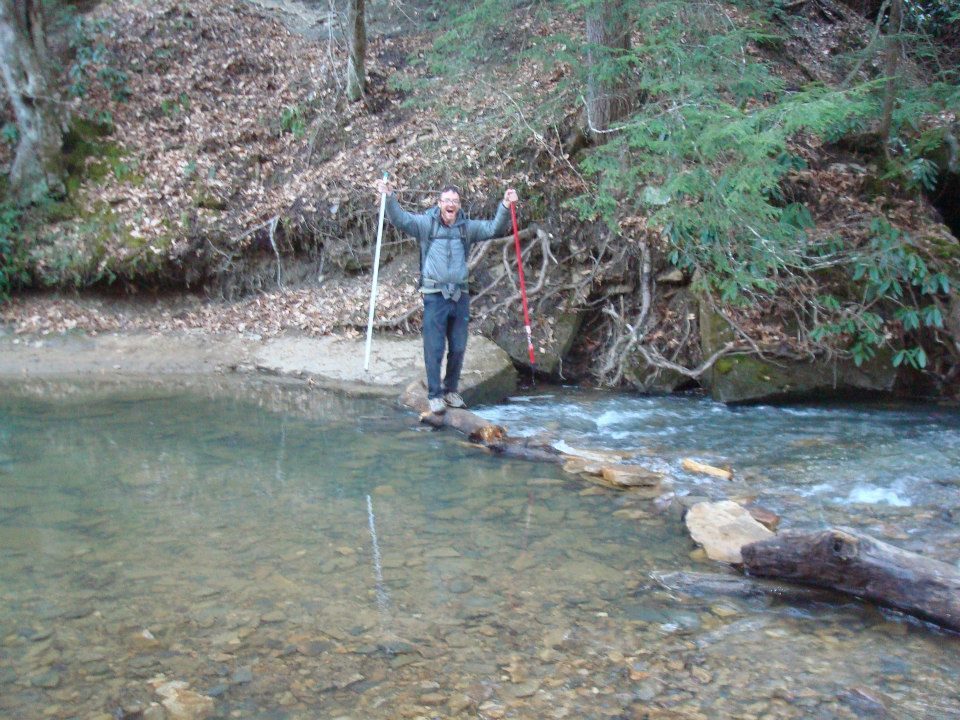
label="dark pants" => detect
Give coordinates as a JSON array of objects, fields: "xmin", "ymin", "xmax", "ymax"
[{"xmin": 422, "ymin": 292, "xmax": 470, "ymax": 399}]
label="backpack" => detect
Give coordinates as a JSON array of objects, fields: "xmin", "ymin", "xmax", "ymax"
[{"xmin": 419, "ymin": 215, "xmax": 469, "ymax": 290}]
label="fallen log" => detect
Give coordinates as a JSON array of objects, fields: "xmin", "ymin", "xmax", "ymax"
[
  {"xmin": 399, "ymin": 382, "xmax": 666, "ymax": 490},
  {"xmin": 400, "ymin": 382, "xmax": 566, "ymax": 463},
  {"xmin": 420, "ymin": 408, "xmax": 565, "ymax": 463},
  {"xmin": 741, "ymin": 528, "xmax": 960, "ymax": 633}
]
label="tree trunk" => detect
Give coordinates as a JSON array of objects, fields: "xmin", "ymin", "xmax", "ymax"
[
  {"xmin": 878, "ymin": 0, "xmax": 903, "ymax": 155},
  {"xmin": 585, "ymin": 0, "xmax": 631, "ymax": 143},
  {"xmin": 0, "ymin": 0, "xmax": 64, "ymax": 204},
  {"xmin": 345, "ymin": 0, "xmax": 366, "ymax": 102},
  {"xmin": 741, "ymin": 527, "xmax": 960, "ymax": 632}
]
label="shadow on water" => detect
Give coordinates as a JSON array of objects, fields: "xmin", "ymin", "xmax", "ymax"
[{"xmin": 0, "ymin": 378, "xmax": 958, "ymax": 719}]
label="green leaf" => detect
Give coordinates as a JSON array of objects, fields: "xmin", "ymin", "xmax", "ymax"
[
  {"xmin": 896, "ymin": 308, "xmax": 921, "ymax": 331},
  {"xmin": 915, "ymin": 347, "xmax": 928, "ymax": 369},
  {"xmin": 921, "ymin": 305, "xmax": 944, "ymax": 328}
]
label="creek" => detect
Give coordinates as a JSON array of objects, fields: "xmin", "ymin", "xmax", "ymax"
[{"xmin": 0, "ymin": 378, "xmax": 958, "ymax": 719}]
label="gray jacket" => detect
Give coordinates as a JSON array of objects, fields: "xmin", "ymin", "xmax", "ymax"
[{"xmin": 385, "ymin": 194, "xmax": 511, "ymax": 297}]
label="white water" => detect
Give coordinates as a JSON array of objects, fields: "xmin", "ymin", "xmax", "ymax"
[{"xmin": 479, "ymin": 389, "xmax": 960, "ymax": 518}]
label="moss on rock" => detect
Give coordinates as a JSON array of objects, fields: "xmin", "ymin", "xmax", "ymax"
[{"xmin": 699, "ymin": 299, "xmax": 899, "ymax": 403}]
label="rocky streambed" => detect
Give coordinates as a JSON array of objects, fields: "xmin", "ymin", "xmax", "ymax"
[{"xmin": 2, "ymin": 378, "xmax": 959, "ymax": 720}]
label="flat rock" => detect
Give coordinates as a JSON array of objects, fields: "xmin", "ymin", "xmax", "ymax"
[
  {"xmin": 601, "ymin": 464, "xmax": 663, "ymax": 488},
  {"xmin": 685, "ymin": 500, "xmax": 775, "ymax": 564},
  {"xmin": 746, "ymin": 504, "xmax": 781, "ymax": 531},
  {"xmin": 0, "ymin": 331, "xmax": 255, "ymax": 378},
  {"xmin": 256, "ymin": 334, "xmax": 516, "ymax": 404}
]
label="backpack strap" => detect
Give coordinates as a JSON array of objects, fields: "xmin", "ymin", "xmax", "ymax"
[{"xmin": 459, "ymin": 223, "xmax": 468, "ymax": 263}]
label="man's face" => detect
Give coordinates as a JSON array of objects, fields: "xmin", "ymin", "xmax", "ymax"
[{"xmin": 438, "ymin": 191, "xmax": 460, "ymax": 226}]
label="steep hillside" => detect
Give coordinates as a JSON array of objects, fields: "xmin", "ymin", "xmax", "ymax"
[{"xmin": 2, "ymin": 0, "xmax": 958, "ymax": 399}]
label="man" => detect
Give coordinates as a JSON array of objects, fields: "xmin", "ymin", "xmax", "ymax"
[{"xmin": 376, "ymin": 179, "xmax": 519, "ymax": 414}]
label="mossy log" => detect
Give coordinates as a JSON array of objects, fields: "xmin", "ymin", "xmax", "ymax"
[{"xmin": 741, "ymin": 528, "xmax": 960, "ymax": 632}]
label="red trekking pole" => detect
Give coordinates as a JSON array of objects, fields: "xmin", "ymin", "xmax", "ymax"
[{"xmin": 510, "ymin": 201, "xmax": 536, "ymax": 366}]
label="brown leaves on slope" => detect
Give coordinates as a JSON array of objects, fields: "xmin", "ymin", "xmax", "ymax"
[
  {"xmin": 0, "ymin": 279, "xmax": 420, "ymax": 338},
  {"xmin": 78, "ymin": 0, "xmax": 331, "ymax": 249},
  {"xmin": 65, "ymin": 0, "xmax": 572, "ymax": 259}
]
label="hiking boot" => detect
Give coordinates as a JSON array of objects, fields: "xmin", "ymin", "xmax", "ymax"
[
  {"xmin": 443, "ymin": 391, "xmax": 466, "ymax": 409},
  {"xmin": 428, "ymin": 397, "xmax": 447, "ymax": 414}
]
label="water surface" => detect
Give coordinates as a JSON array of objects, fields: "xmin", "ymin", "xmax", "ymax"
[
  {"xmin": 1, "ymin": 379, "xmax": 958, "ymax": 719},
  {"xmin": 480, "ymin": 390, "xmax": 960, "ymax": 562}
]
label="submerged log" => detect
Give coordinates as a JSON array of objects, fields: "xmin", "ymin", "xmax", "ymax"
[
  {"xmin": 741, "ymin": 528, "xmax": 960, "ymax": 632},
  {"xmin": 651, "ymin": 570, "xmax": 843, "ymax": 604}
]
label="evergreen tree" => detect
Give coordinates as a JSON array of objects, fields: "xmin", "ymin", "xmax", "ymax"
[
  {"xmin": 424, "ymin": 0, "xmax": 959, "ymax": 373},
  {"xmin": 585, "ymin": 0, "xmax": 631, "ymax": 142}
]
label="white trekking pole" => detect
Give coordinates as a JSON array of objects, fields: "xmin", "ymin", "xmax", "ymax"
[{"xmin": 364, "ymin": 171, "xmax": 389, "ymax": 372}]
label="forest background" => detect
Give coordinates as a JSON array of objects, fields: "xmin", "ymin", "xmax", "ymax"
[{"xmin": 0, "ymin": 0, "xmax": 958, "ymax": 402}]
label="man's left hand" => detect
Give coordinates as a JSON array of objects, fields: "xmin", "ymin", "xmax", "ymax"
[{"xmin": 502, "ymin": 188, "xmax": 519, "ymax": 208}]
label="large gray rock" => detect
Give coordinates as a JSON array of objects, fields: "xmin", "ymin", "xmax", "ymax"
[
  {"xmin": 624, "ymin": 359, "xmax": 690, "ymax": 394},
  {"xmin": 699, "ymin": 300, "xmax": 898, "ymax": 403},
  {"xmin": 456, "ymin": 335, "xmax": 520, "ymax": 406},
  {"xmin": 255, "ymin": 334, "xmax": 516, "ymax": 405},
  {"xmin": 482, "ymin": 301, "xmax": 581, "ymax": 377}
]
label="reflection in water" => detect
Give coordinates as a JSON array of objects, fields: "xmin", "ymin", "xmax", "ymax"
[
  {"xmin": 366, "ymin": 494, "xmax": 391, "ymax": 622},
  {"xmin": 0, "ymin": 379, "xmax": 958, "ymax": 719}
]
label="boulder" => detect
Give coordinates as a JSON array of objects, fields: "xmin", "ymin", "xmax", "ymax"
[
  {"xmin": 623, "ymin": 360, "xmax": 689, "ymax": 394},
  {"xmin": 698, "ymin": 301, "xmax": 898, "ymax": 403},
  {"xmin": 684, "ymin": 500, "xmax": 775, "ymax": 564},
  {"xmin": 483, "ymin": 301, "xmax": 581, "ymax": 377},
  {"xmin": 457, "ymin": 334, "xmax": 520, "ymax": 406},
  {"xmin": 256, "ymin": 334, "xmax": 516, "ymax": 404}
]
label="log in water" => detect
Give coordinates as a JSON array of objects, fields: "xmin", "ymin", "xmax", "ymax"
[
  {"xmin": 741, "ymin": 527, "xmax": 960, "ymax": 633},
  {"xmin": 401, "ymin": 381, "xmax": 566, "ymax": 462}
]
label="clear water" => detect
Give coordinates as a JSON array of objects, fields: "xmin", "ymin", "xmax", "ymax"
[
  {"xmin": 479, "ymin": 390, "xmax": 960, "ymax": 563},
  {"xmin": 1, "ymin": 379, "xmax": 958, "ymax": 720}
]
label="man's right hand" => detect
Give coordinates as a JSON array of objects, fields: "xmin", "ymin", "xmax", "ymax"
[{"xmin": 376, "ymin": 179, "xmax": 394, "ymax": 196}]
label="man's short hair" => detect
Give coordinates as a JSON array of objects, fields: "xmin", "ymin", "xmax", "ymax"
[{"xmin": 439, "ymin": 185, "xmax": 461, "ymax": 199}]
